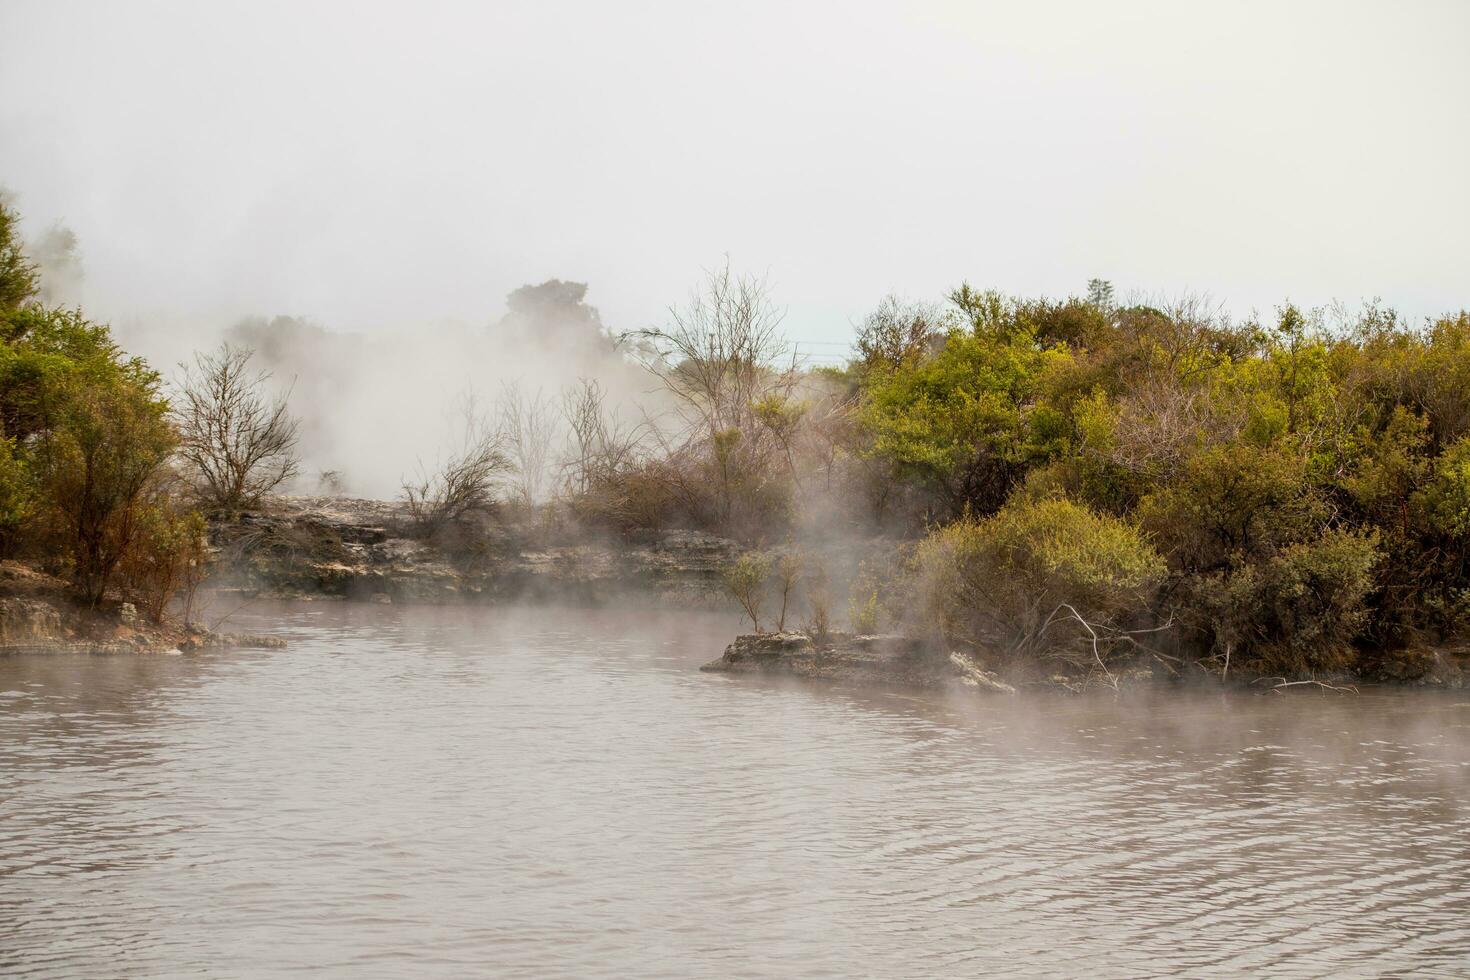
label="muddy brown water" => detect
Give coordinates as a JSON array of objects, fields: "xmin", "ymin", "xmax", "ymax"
[{"xmin": 1, "ymin": 602, "xmax": 1467, "ymax": 977}]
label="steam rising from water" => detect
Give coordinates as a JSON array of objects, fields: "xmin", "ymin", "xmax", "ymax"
[{"xmin": 120, "ymin": 279, "xmax": 660, "ymax": 500}]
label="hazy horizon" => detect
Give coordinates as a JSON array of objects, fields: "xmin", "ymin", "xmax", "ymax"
[{"xmin": 2, "ymin": 0, "xmax": 1467, "ymax": 360}]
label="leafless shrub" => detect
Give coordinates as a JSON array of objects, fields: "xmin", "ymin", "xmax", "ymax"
[
  {"xmin": 498, "ymin": 382, "xmax": 560, "ymax": 507},
  {"xmin": 855, "ymin": 295, "xmax": 950, "ymax": 373},
  {"xmin": 1103, "ymin": 376, "xmax": 1248, "ymax": 479},
  {"xmin": 629, "ymin": 264, "xmax": 802, "ymax": 538},
  {"xmin": 175, "ymin": 343, "xmax": 300, "ymax": 511},
  {"xmin": 557, "ymin": 378, "xmax": 666, "ymax": 528},
  {"xmin": 401, "ymin": 400, "xmax": 511, "ymax": 539},
  {"xmin": 636, "ymin": 264, "xmax": 795, "ymax": 435},
  {"xmin": 803, "ymin": 561, "xmax": 832, "ymax": 642}
]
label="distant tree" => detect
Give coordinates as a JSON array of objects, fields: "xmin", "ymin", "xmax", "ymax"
[
  {"xmin": 497, "ymin": 279, "xmax": 614, "ymax": 353},
  {"xmin": 0, "ymin": 196, "xmax": 39, "ymax": 312},
  {"xmin": 1086, "ymin": 278, "xmax": 1115, "ymax": 310},
  {"xmin": 175, "ymin": 344, "xmax": 301, "ymax": 512},
  {"xmin": 30, "ymin": 223, "xmax": 83, "ymax": 305},
  {"xmin": 498, "ymin": 382, "xmax": 559, "ymax": 507},
  {"xmin": 854, "ymin": 295, "xmax": 949, "ymax": 374}
]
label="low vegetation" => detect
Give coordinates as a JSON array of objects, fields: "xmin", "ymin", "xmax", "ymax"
[
  {"xmin": 401, "ymin": 402, "xmax": 511, "ymax": 543},
  {"xmin": 4, "ymin": 184, "xmax": 1469, "ymax": 684},
  {"xmin": 701, "ymin": 285, "xmax": 1470, "ymax": 684},
  {"xmin": 908, "ymin": 497, "xmax": 1166, "ymax": 675},
  {"xmin": 0, "ymin": 199, "xmax": 203, "ymax": 619}
]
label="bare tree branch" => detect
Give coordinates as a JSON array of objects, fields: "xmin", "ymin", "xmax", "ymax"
[{"xmin": 175, "ymin": 344, "xmax": 300, "ymax": 511}]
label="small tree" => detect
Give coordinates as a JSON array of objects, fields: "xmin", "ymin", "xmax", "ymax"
[
  {"xmin": 632, "ymin": 264, "xmax": 799, "ymax": 538},
  {"xmin": 774, "ymin": 550, "xmax": 803, "ymax": 631},
  {"xmin": 724, "ymin": 552, "xmax": 771, "ymax": 632},
  {"xmin": 804, "ymin": 561, "xmax": 832, "ymax": 641},
  {"xmin": 175, "ymin": 344, "xmax": 301, "ymax": 512}
]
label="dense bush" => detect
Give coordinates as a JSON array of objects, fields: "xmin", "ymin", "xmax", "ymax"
[
  {"xmin": 859, "ymin": 326, "xmax": 1070, "ymax": 520},
  {"xmin": 0, "ymin": 198, "xmax": 203, "ymax": 611},
  {"xmin": 34, "ymin": 360, "xmax": 177, "ymax": 603},
  {"xmin": 1137, "ymin": 444, "xmax": 1325, "ymax": 573},
  {"xmin": 0, "ymin": 432, "xmax": 34, "ymax": 557},
  {"xmin": 118, "ymin": 491, "xmax": 209, "ymax": 623},
  {"xmin": 1183, "ymin": 530, "xmax": 1380, "ymax": 676},
  {"xmin": 909, "ymin": 497, "xmax": 1165, "ymax": 671},
  {"xmin": 841, "ymin": 285, "xmax": 1470, "ymax": 678}
]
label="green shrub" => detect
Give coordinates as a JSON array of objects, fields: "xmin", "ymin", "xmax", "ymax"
[
  {"xmin": 35, "ymin": 378, "xmax": 177, "ymax": 605},
  {"xmin": 0, "ymin": 432, "xmax": 35, "ymax": 557},
  {"xmin": 119, "ymin": 497, "xmax": 209, "ymax": 623},
  {"xmin": 910, "ymin": 497, "xmax": 1165, "ymax": 670},
  {"xmin": 1186, "ymin": 529, "xmax": 1379, "ymax": 676},
  {"xmin": 846, "ymin": 559, "xmax": 887, "ymax": 634},
  {"xmin": 1138, "ymin": 444, "xmax": 1324, "ymax": 572},
  {"xmin": 724, "ymin": 552, "xmax": 772, "ymax": 632},
  {"xmin": 859, "ymin": 328, "xmax": 1070, "ymax": 517},
  {"xmin": 1417, "ymin": 434, "xmax": 1470, "ymax": 538}
]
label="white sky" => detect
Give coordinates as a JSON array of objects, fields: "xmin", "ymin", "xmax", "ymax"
[{"xmin": 2, "ymin": 0, "xmax": 1466, "ymax": 362}]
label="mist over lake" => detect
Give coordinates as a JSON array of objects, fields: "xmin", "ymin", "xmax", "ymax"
[{"xmin": 2, "ymin": 2, "xmax": 1469, "ymax": 977}]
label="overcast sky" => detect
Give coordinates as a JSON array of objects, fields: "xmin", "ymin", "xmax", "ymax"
[{"xmin": 1, "ymin": 0, "xmax": 1466, "ymax": 361}]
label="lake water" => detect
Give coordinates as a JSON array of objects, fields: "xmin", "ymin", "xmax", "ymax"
[{"xmin": 2, "ymin": 602, "xmax": 1468, "ymax": 977}]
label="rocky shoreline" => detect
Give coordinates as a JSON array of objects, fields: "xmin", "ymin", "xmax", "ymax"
[
  {"xmin": 701, "ymin": 630, "xmax": 1470, "ymax": 692},
  {"xmin": 0, "ymin": 562, "xmax": 285, "ymax": 656},
  {"xmin": 7, "ymin": 495, "xmax": 1468, "ymax": 691},
  {"xmin": 209, "ymin": 496, "xmax": 742, "ymax": 606},
  {"xmin": 701, "ymin": 631, "xmax": 1021, "ymax": 693}
]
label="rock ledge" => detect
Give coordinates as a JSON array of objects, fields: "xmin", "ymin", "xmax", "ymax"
[{"xmin": 700, "ymin": 631, "xmax": 1016, "ymax": 693}]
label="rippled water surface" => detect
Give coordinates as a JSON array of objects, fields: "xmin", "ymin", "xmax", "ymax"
[{"xmin": 2, "ymin": 602, "xmax": 1469, "ymax": 977}]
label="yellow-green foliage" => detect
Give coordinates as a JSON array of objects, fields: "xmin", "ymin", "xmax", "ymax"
[
  {"xmin": 911, "ymin": 497, "xmax": 1164, "ymax": 665},
  {"xmin": 723, "ymin": 551, "xmax": 772, "ymax": 632},
  {"xmin": 854, "ymin": 285, "xmax": 1470, "ymax": 670},
  {"xmin": 1418, "ymin": 435, "xmax": 1470, "ymax": 538},
  {"xmin": 36, "ymin": 378, "xmax": 177, "ymax": 603},
  {"xmin": 1137, "ymin": 444, "xmax": 1324, "ymax": 572},
  {"xmin": 0, "ymin": 432, "xmax": 35, "ymax": 555},
  {"xmin": 860, "ymin": 326, "xmax": 1072, "ymax": 515},
  {"xmin": 120, "ymin": 500, "xmax": 209, "ymax": 623},
  {"xmin": 0, "ymin": 197, "xmax": 189, "ymax": 609}
]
